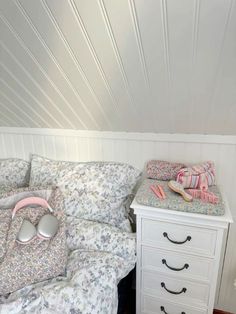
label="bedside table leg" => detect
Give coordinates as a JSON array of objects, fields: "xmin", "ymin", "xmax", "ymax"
[{"xmin": 136, "ymin": 216, "xmax": 142, "ymax": 314}]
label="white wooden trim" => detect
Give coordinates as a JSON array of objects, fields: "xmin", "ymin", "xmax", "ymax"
[{"xmin": 0, "ymin": 127, "xmax": 236, "ymax": 145}]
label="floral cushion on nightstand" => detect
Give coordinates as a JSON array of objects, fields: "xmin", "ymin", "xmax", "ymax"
[{"xmin": 136, "ymin": 179, "xmax": 225, "ymax": 216}]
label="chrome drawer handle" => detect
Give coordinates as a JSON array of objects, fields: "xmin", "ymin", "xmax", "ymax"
[
  {"xmin": 162, "ymin": 259, "xmax": 189, "ymax": 272},
  {"xmin": 161, "ymin": 282, "xmax": 187, "ymax": 295},
  {"xmin": 163, "ymin": 232, "xmax": 191, "ymax": 245},
  {"xmin": 160, "ymin": 305, "xmax": 186, "ymax": 314}
]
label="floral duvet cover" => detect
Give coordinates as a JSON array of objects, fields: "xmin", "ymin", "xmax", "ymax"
[{"xmin": 0, "ymin": 216, "xmax": 136, "ymax": 314}]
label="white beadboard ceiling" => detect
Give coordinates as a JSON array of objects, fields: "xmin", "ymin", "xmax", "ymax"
[{"xmin": 0, "ymin": 0, "xmax": 235, "ymax": 134}]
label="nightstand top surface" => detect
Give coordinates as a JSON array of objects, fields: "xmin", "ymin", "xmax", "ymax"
[{"xmin": 131, "ymin": 179, "xmax": 233, "ymax": 225}]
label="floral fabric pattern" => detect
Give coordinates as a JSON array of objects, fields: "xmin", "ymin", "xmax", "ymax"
[
  {"xmin": 0, "ymin": 159, "xmax": 30, "ymax": 188},
  {"xmin": 66, "ymin": 216, "xmax": 136, "ymax": 259},
  {"xmin": 136, "ymin": 179, "xmax": 225, "ymax": 216},
  {"xmin": 0, "ymin": 186, "xmax": 60, "ymax": 265},
  {"xmin": 0, "ymin": 206, "xmax": 67, "ymax": 295},
  {"xmin": 0, "ymin": 186, "xmax": 55, "ymax": 210},
  {"xmin": 0, "ymin": 210, "xmax": 11, "ymax": 263},
  {"xmin": 0, "ymin": 155, "xmax": 138, "ymax": 313},
  {"xmin": 0, "ymin": 216, "xmax": 136, "ymax": 314},
  {"xmin": 147, "ymin": 160, "xmax": 185, "ymax": 181},
  {"xmin": 29, "ymin": 155, "xmax": 141, "ymax": 229}
]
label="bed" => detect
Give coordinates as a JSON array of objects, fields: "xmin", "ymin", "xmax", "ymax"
[{"xmin": 0, "ymin": 156, "xmax": 141, "ymax": 314}]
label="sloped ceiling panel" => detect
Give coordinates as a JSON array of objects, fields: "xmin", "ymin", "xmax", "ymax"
[{"xmin": 0, "ymin": 0, "xmax": 235, "ymax": 134}]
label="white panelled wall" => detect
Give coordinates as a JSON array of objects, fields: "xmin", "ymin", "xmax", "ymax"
[
  {"xmin": 0, "ymin": 127, "xmax": 236, "ymax": 312},
  {"xmin": 0, "ymin": 0, "xmax": 236, "ymax": 134}
]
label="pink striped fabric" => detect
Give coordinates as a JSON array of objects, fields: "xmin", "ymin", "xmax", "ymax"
[{"xmin": 176, "ymin": 161, "xmax": 216, "ymax": 190}]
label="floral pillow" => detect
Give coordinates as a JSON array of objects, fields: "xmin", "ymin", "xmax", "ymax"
[
  {"xmin": 0, "ymin": 159, "xmax": 30, "ymax": 188},
  {"xmin": 0, "ymin": 186, "xmax": 61, "ymax": 210},
  {"xmin": 0, "ymin": 186, "xmax": 64, "ymax": 263},
  {"xmin": 29, "ymin": 155, "xmax": 141, "ymax": 228},
  {"xmin": 0, "ymin": 210, "xmax": 11, "ymax": 263}
]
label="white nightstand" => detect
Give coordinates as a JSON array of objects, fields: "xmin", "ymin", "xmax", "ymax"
[{"xmin": 131, "ymin": 187, "xmax": 232, "ymax": 314}]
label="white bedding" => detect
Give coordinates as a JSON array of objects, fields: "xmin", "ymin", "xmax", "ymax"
[{"xmin": 0, "ymin": 217, "xmax": 136, "ymax": 314}]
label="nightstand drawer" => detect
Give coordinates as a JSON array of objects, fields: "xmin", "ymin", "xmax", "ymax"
[
  {"xmin": 142, "ymin": 271, "xmax": 209, "ymax": 307},
  {"xmin": 142, "ymin": 219, "xmax": 217, "ymax": 256},
  {"xmin": 142, "ymin": 246, "xmax": 213, "ymax": 282},
  {"xmin": 141, "ymin": 295, "xmax": 207, "ymax": 314}
]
